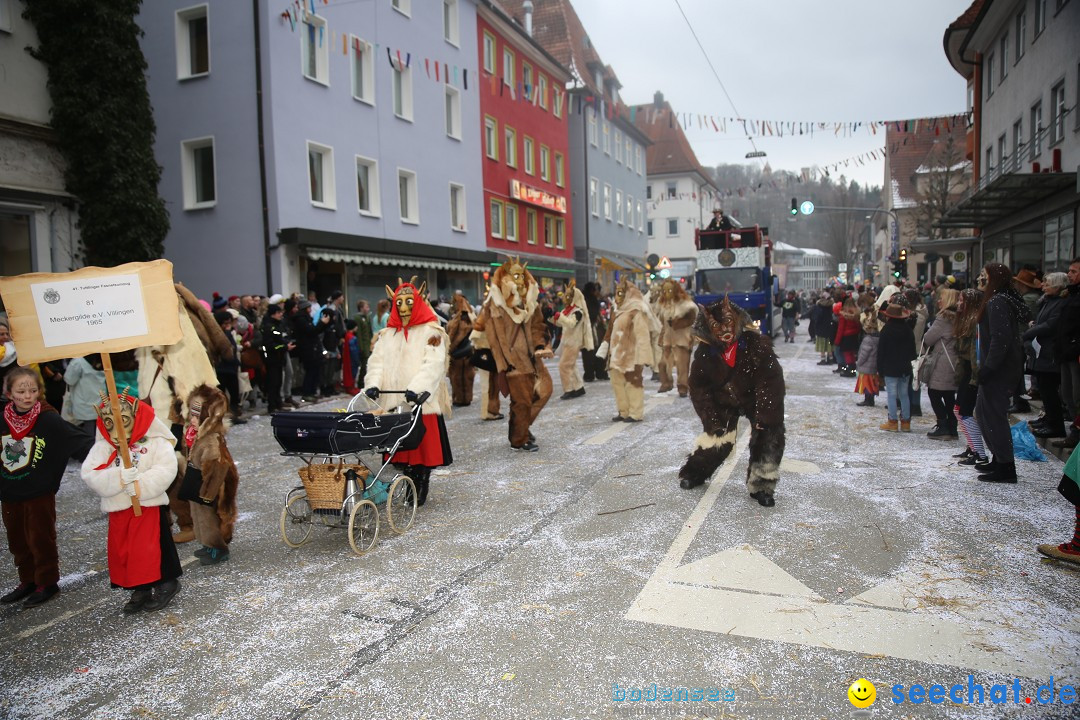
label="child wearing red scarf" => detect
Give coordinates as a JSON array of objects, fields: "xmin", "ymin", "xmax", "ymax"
[
  {"xmin": 1, "ymin": 367, "xmax": 94, "ymax": 608},
  {"xmin": 81, "ymin": 390, "xmax": 182, "ymax": 614}
]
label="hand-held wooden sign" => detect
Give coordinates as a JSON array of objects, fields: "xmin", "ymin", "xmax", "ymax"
[{"xmin": 0, "ymin": 260, "xmax": 182, "ymax": 515}]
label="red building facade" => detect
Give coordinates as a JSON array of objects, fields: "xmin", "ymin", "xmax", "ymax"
[{"xmin": 476, "ymin": 3, "xmax": 573, "ymax": 270}]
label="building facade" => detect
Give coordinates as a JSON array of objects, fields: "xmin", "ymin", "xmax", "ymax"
[
  {"xmin": 0, "ymin": 0, "xmax": 81, "ymax": 286},
  {"xmin": 139, "ymin": 0, "xmax": 490, "ymax": 304},
  {"xmin": 940, "ymin": 0, "xmax": 1078, "ymax": 274},
  {"xmin": 476, "ymin": 0, "xmax": 574, "ymax": 287},
  {"xmin": 633, "ymin": 93, "xmax": 719, "ymax": 277}
]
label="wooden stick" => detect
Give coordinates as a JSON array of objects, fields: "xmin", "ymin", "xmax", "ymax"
[
  {"xmin": 100, "ymin": 353, "xmax": 141, "ymax": 516},
  {"xmin": 596, "ymin": 502, "xmax": 655, "ymax": 516}
]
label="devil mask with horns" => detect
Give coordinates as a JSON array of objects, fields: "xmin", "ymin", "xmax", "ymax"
[
  {"xmin": 385, "ymin": 276, "xmax": 438, "ymax": 336},
  {"xmin": 693, "ymin": 295, "xmax": 753, "ymax": 348}
]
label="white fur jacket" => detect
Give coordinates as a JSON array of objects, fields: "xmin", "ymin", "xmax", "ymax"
[
  {"xmin": 81, "ymin": 416, "xmax": 179, "ymax": 513},
  {"xmin": 365, "ymin": 321, "xmax": 452, "ymax": 416},
  {"xmin": 556, "ymin": 288, "xmax": 594, "ymax": 351}
]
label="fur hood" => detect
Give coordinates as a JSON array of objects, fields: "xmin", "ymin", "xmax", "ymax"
[
  {"xmin": 186, "ymin": 384, "xmax": 230, "ymax": 440},
  {"xmin": 487, "ymin": 273, "xmax": 538, "ymax": 325},
  {"xmin": 656, "ymin": 295, "xmax": 698, "ymax": 322}
]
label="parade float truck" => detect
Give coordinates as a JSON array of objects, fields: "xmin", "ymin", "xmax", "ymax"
[{"xmin": 693, "ymin": 225, "xmax": 781, "ymax": 337}]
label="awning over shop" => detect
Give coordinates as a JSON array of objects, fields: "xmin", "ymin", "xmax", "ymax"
[
  {"xmin": 908, "ymin": 236, "xmax": 979, "ymax": 254},
  {"xmin": 938, "ymin": 172, "xmax": 1077, "ymax": 229},
  {"xmin": 304, "ymin": 247, "xmax": 488, "ymax": 273},
  {"xmin": 592, "ymin": 252, "xmax": 647, "ymax": 272}
]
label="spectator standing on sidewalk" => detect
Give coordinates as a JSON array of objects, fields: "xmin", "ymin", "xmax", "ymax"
[{"xmin": 1053, "ymin": 258, "xmax": 1080, "ymax": 450}]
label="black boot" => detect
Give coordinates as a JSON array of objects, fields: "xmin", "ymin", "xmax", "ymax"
[
  {"xmin": 926, "ymin": 424, "xmax": 951, "ymax": 440},
  {"xmin": 855, "ymin": 396, "xmax": 875, "ymax": 407},
  {"xmin": 415, "ymin": 468, "xmax": 431, "ymax": 507},
  {"xmin": 143, "ymin": 579, "xmax": 180, "ymax": 612},
  {"xmin": 749, "ymin": 491, "xmax": 776, "ymax": 507},
  {"xmin": 123, "ymin": 588, "xmax": 153, "ymax": 615},
  {"xmin": 977, "ymin": 461, "xmax": 1017, "ymax": 483}
]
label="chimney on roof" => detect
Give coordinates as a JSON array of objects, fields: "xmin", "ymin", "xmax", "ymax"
[
  {"xmin": 653, "ymin": 90, "xmax": 664, "ymax": 108},
  {"xmin": 523, "ymin": 0, "xmax": 533, "ymax": 36}
]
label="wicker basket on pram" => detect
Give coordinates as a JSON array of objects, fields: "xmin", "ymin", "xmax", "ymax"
[{"xmin": 297, "ymin": 462, "xmax": 370, "ymax": 511}]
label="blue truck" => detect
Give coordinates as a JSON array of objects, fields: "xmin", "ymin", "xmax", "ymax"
[{"xmin": 693, "ymin": 225, "xmax": 781, "ymax": 337}]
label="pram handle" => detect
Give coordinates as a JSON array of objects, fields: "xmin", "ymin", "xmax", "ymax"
[{"xmin": 348, "ymin": 389, "xmax": 430, "ymax": 413}]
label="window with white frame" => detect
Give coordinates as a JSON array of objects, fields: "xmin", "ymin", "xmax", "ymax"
[
  {"xmin": 615, "ymin": 189, "xmax": 623, "ymax": 225},
  {"xmin": 355, "ymin": 156, "xmax": 379, "ymax": 216},
  {"xmin": 543, "ymin": 215, "xmax": 554, "ymax": 247},
  {"xmin": 1050, "ymin": 81, "xmax": 1066, "ymax": 145},
  {"xmin": 538, "ymin": 75, "xmax": 548, "ymax": 110},
  {"xmin": 504, "ymin": 126, "xmax": 517, "ymax": 167},
  {"xmin": 539, "ymin": 145, "xmax": 550, "ymax": 181},
  {"xmin": 985, "ymin": 146, "xmax": 994, "ymax": 175},
  {"xmin": 351, "ymin": 36, "xmax": 374, "ymax": 104},
  {"xmin": 526, "ymin": 209, "xmax": 537, "ymax": 245},
  {"xmin": 603, "ymin": 184, "xmax": 612, "ymax": 220},
  {"xmin": 523, "ymin": 136, "xmax": 534, "ymax": 175},
  {"xmin": 645, "ymin": 184, "xmax": 652, "ymax": 200},
  {"xmin": 999, "ymin": 34, "xmax": 1008, "ymax": 83},
  {"xmin": 176, "ymin": 5, "xmax": 210, "ymax": 80},
  {"xmin": 504, "ymin": 204, "xmax": 518, "ymax": 242},
  {"xmin": 1031, "ymin": 101, "xmax": 1043, "ymax": 158},
  {"xmin": 602, "ymin": 121, "xmax": 610, "ymax": 154},
  {"xmin": 181, "ymin": 137, "xmax": 216, "ymax": 209},
  {"xmin": 590, "ymin": 177, "xmax": 599, "ymax": 216},
  {"xmin": 997, "ymin": 134, "xmax": 1007, "ymax": 171},
  {"xmin": 489, "ymin": 198, "xmax": 504, "ymax": 238},
  {"xmin": 1012, "ymin": 119, "xmax": 1023, "ymax": 171},
  {"xmin": 449, "ymin": 183, "xmax": 466, "ymax": 231},
  {"xmin": 398, "ymin": 168, "xmax": 418, "ymax": 223},
  {"xmin": 445, "ymin": 85, "xmax": 461, "ymax": 139},
  {"xmin": 307, "ymin": 141, "xmax": 335, "ymax": 208},
  {"xmin": 636, "ymin": 201, "xmax": 643, "ymax": 231},
  {"xmin": 626, "ymin": 137, "xmax": 633, "ymax": 170},
  {"xmin": 392, "ymin": 0, "xmax": 411, "ymax": 17},
  {"xmin": 503, "ymin": 47, "xmax": 514, "ymax": 87},
  {"xmin": 555, "ymin": 153, "xmax": 564, "ymax": 187},
  {"xmin": 666, "ymin": 181, "xmax": 677, "ymax": 199},
  {"xmin": 1015, "ymin": 11, "xmax": 1026, "ymax": 60},
  {"xmin": 482, "ymin": 32, "xmax": 496, "ymax": 73},
  {"xmin": 614, "ymin": 130, "xmax": 622, "ymax": 163},
  {"xmin": 301, "ymin": 14, "xmax": 328, "ymax": 85},
  {"xmin": 588, "ymin": 108, "xmax": 598, "ymax": 146},
  {"xmin": 985, "ymin": 54, "xmax": 994, "ymax": 99},
  {"xmin": 443, "ymin": 0, "xmax": 459, "ymax": 46},
  {"xmin": 522, "ymin": 64, "xmax": 533, "ymax": 98},
  {"xmin": 667, "ymin": 218, "xmax": 678, "ymax": 236},
  {"xmin": 646, "ymin": 219, "xmax": 654, "ymax": 238},
  {"xmin": 484, "ymin": 116, "xmax": 498, "ymax": 160},
  {"xmin": 626, "ymin": 195, "xmax": 634, "ymax": 229},
  {"xmin": 1034, "ymin": 0, "xmax": 1046, "ymax": 35},
  {"xmin": 636, "ymin": 146, "xmax": 643, "ymax": 174},
  {"xmin": 554, "ymin": 217, "xmax": 565, "ymax": 249},
  {"xmin": 553, "ymin": 90, "xmax": 563, "ymax": 118},
  {"xmin": 392, "ymin": 63, "xmax": 413, "ymax": 120}
]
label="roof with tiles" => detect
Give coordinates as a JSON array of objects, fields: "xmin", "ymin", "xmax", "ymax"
[
  {"xmin": 886, "ymin": 117, "xmax": 970, "ymax": 209},
  {"xmin": 630, "ymin": 96, "xmax": 718, "ymax": 189}
]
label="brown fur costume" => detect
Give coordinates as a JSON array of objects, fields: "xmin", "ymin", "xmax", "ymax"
[
  {"xmin": 679, "ymin": 297, "xmax": 786, "ymax": 506},
  {"xmin": 178, "ymin": 385, "xmax": 239, "ymax": 551},
  {"xmin": 446, "ymin": 294, "xmax": 476, "ymax": 406},
  {"xmin": 605, "ymin": 279, "xmax": 653, "ymax": 420},
  {"xmin": 474, "ymin": 258, "xmax": 552, "ymax": 449},
  {"xmin": 656, "ymin": 279, "xmax": 697, "ymax": 396}
]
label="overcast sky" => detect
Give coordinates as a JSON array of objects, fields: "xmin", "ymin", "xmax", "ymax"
[{"xmin": 572, "ymin": 0, "xmax": 973, "ymax": 189}]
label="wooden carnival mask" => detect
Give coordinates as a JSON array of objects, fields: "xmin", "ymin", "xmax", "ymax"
[
  {"xmin": 614, "ymin": 279, "xmax": 630, "ymax": 307},
  {"xmin": 95, "ymin": 389, "xmax": 139, "ymax": 446},
  {"xmin": 385, "ymin": 276, "xmax": 428, "ymax": 327},
  {"xmin": 500, "ymin": 258, "xmax": 529, "ymax": 308},
  {"xmin": 695, "ymin": 296, "xmax": 741, "ymax": 347}
]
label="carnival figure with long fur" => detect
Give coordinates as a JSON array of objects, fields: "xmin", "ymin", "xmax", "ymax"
[
  {"xmin": 178, "ymin": 385, "xmax": 239, "ymax": 565},
  {"xmin": 656, "ymin": 279, "xmax": 698, "ymax": 397},
  {"xmin": 678, "ymin": 296, "xmax": 786, "ymax": 507},
  {"xmin": 473, "ymin": 258, "xmax": 553, "ymax": 452},
  {"xmin": 446, "ymin": 293, "xmax": 477, "ymax": 407},
  {"xmin": 554, "ymin": 279, "xmax": 593, "ymax": 400}
]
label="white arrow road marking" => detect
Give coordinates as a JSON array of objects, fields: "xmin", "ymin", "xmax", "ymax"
[{"xmin": 625, "ymin": 423, "xmax": 1071, "ymax": 677}]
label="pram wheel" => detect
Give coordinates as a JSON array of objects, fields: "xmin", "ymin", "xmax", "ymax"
[
  {"xmin": 348, "ymin": 499, "xmax": 380, "ymax": 555},
  {"xmin": 387, "ymin": 475, "xmax": 417, "ymax": 534},
  {"xmin": 280, "ymin": 494, "xmax": 313, "ymax": 547}
]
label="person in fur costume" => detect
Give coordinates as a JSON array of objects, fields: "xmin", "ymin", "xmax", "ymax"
[
  {"xmin": 678, "ymin": 296, "xmax": 786, "ymax": 507},
  {"xmin": 554, "ymin": 280, "xmax": 593, "ymax": 400},
  {"xmin": 469, "ymin": 292, "xmax": 505, "ymax": 421},
  {"xmin": 473, "ymin": 258, "xmax": 553, "ymax": 452},
  {"xmin": 655, "ymin": 279, "xmax": 698, "ymax": 397},
  {"xmin": 446, "ymin": 293, "xmax": 477, "ymax": 407},
  {"xmin": 177, "ymin": 385, "xmax": 239, "ymax": 565},
  {"xmin": 364, "ymin": 278, "xmax": 453, "ymax": 506},
  {"xmin": 81, "ymin": 390, "xmax": 182, "ymax": 613},
  {"xmin": 595, "ymin": 279, "xmax": 653, "ymax": 421},
  {"xmin": 138, "ymin": 283, "xmax": 232, "ymax": 546}
]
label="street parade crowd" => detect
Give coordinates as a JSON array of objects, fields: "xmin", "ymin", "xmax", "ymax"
[{"xmin": 1, "ymin": 256, "xmax": 1078, "ymax": 616}]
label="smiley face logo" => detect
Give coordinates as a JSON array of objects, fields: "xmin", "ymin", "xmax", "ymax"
[{"xmin": 848, "ymin": 678, "xmax": 876, "ymax": 708}]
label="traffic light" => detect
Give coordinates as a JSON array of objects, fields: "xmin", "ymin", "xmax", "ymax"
[
  {"xmin": 898, "ymin": 248, "xmax": 908, "ymax": 262},
  {"xmin": 790, "ymin": 198, "xmax": 798, "ymax": 216}
]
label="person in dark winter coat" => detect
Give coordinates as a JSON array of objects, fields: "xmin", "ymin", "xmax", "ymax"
[
  {"xmin": 260, "ymin": 304, "xmax": 292, "ymax": 414},
  {"xmin": 877, "ymin": 302, "xmax": 917, "ymax": 432},
  {"xmin": 1024, "ymin": 273, "xmax": 1069, "ymax": 438},
  {"xmin": 974, "ymin": 263, "xmax": 1028, "ymax": 483},
  {"xmin": 581, "ymin": 282, "xmax": 608, "ymax": 382},
  {"xmin": 290, "ymin": 301, "xmax": 322, "ymax": 402},
  {"xmin": 1, "ymin": 368, "xmax": 94, "ymax": 608},
  {"xmin": 809, "ymin": 295, "xmax": 835, "ymax": 365},
  {"xmin": 1053, "ymin": 258, "xmax": 1080, "ymax": 450}
]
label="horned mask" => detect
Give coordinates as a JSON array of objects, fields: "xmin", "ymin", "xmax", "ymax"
[
  {"xmin": 95, "ymin": 389, "xmax": 139, "ymax": 447},
  {"xmin": 385, "ymin": 276, "xmax": 428, "ymax": 327}
]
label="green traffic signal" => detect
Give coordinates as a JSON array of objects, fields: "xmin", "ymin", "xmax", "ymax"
[{"xmin": 790, "ymin": 197, "xmax": 798, "ymax": 216}]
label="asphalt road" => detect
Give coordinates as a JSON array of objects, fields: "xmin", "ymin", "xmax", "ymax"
[{"xmin": 1, "ymin": 338, "xmax": 1077, "ymax": 719}]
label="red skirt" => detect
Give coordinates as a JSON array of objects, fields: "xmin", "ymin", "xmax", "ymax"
[
  {"xmin": 854, "ymin": 373, "xmax": 880, "ymax": 395},
  {"xmin": 388, "ymin": 413, "xmax": 452, "ymax": 467},
  {"xmin": 108, "ymin": 505, "xmax": 162, "ymax": 589}
]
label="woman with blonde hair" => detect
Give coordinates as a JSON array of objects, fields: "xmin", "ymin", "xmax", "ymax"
[
  {"xmin": 922, "ymin": 288, "xmax": 960, "ymax": 440},
  {"xmin": 953, "ymin": 288, "xmax": 987, "ymax": 464}
]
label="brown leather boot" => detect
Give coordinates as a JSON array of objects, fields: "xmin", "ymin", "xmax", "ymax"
[
  {"xmin": 879, "ymin": 419, "xmax": 898, "ymax": 432},
  {"xmin": 172, "ymin": 527, "xmax": 195, "ymax": 544},
  {"xmin": 900, "ymin": 420, "xmax": 911, "ymax": 432}
]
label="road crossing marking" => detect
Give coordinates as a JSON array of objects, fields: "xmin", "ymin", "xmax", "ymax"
[{"xmin": 625, "ymin": 426, "xmax": 1071, "ymax": 677}]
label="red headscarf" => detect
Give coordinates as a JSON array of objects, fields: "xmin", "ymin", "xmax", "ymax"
[
  {"xmin": 385, "ymin": 283, "xmax": 439, "ymax": 339},
  {"xmin": 93, "ymin": 400, "xmax": 157, "ymax": 470}
]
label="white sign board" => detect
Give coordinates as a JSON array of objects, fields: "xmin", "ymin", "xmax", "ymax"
[
  {"xmin": 838, "ymin": 263, "xmax": 848, "ymax": 272},
  {"xmin": 31, "ymin": 274, "xmax": 149, "ymax": 348},
  {"xmin": 695, "ymin": 247, "xmax": 765, "ymax": 270}
]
